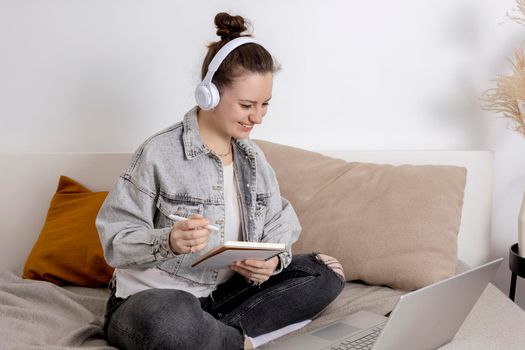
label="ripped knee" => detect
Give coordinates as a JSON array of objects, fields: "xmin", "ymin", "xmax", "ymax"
[{"xmin": 315, "ymin": 254, "xmax": 346, "ymax": 281}]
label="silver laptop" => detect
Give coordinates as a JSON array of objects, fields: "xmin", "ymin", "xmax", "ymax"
[{"xmin": 267, "ymin": 258, "xmax": 502, "ymax": 350}]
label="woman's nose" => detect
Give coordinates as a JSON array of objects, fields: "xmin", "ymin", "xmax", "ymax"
[{"xmin": 249, "ymin": 107, "xmax": 263, "ymax": 124}]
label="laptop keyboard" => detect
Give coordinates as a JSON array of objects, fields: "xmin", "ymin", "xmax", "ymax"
[{"xmin": 324, "ymin": 323, "xmax": 385, "ymax": 350}]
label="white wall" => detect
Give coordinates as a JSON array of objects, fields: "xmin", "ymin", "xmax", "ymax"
[{"xmin": 2, "ymin": 0, "xmax": 525, "ymax": 307}]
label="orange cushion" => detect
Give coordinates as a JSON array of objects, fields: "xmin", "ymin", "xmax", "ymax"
[{"xmin": 22, "ymin": 176, "xmax": 114, "ymax": 286}]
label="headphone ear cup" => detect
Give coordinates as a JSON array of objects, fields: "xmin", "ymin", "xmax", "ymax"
[
  {"xmin": 195, "ymin": 83, "xmax": 220, "ymax": 110},
  {"xmin": 195, "ymin": 84, "xmax": 213, "ymax": 110},
  {"xmin": 208, "ymin": 83, "xmax": 220, "ymax": 109}
]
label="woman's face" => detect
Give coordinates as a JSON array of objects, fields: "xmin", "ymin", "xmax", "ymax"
[{"xmin": 211, "ymin": 71, "xmax": 273, "ymax": 140}]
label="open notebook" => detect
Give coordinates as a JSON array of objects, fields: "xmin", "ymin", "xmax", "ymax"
[{"xmin": 191, "ymin": 241, "xmax": 285, "ymax": 269}]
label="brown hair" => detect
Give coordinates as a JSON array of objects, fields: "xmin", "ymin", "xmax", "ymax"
[{"xmin": 200, "ymin": 12, "xmax": 280, "ymax": 92}]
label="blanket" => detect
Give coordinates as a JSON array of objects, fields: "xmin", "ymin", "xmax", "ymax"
[{"xmin": 0, "ymin": 270, "xmax": 115, "ymax": 349}]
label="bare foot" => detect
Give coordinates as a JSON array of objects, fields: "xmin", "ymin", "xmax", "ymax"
[{"xmin": 244, "ymin": 335, "xmax": 254, "ymax": 349}]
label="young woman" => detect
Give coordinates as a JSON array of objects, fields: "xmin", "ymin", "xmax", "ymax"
[{"xmin": 96, "ymin": 12, "xmax": 345, "ymax": 350}]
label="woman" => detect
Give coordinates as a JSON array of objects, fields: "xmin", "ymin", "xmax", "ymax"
[{"xmin": 96, "ymin": 12, "xmax": 345, "ymax": 350}]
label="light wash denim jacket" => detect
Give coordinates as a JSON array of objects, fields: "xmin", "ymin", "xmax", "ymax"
[{"xmin": 96, "ymin": 106, "xmax": 302, "ymax": 286}]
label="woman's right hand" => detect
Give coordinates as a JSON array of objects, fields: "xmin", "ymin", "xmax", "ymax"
[{"xmin": 169, "ymin": 214, "xmax": 212, "ymax": 255}]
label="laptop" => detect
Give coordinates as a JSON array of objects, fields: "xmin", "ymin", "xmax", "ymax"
[{"xmin": 267, "ymin": 258, "xmax": 502, "ymax": 350}]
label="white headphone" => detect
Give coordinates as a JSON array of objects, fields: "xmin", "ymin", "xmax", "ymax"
[{"xmin": 195, "ymin": 36, "xmax": 258, "ymax": 110}]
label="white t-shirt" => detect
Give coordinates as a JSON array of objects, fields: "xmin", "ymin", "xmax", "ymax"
[
  {"xmin": 115, "ymin": 162, "xmax": 242, "ymax": 298},
  {"xmin": 216, "ymin": 163, "xmax": 242, "ymax": 283}
]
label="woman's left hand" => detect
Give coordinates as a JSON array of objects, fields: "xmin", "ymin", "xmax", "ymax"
[{"xmin": 230, "ymin": 256, "xmax": 280, "ymax": 285}]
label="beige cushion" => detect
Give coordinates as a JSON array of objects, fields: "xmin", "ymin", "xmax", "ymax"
[{"xmin": 254, "ymin": 140, "xmax": 467, "ymax": 291}]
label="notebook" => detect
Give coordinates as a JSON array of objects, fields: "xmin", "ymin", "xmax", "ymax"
[{"xmin": 191, "ymin": 241, "xmax": 285, "ymax": 269}]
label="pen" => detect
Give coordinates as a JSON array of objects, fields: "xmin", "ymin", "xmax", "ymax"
[{"xmin": 168, "ymin": 214, "xmax": 220, "ymax": 232}]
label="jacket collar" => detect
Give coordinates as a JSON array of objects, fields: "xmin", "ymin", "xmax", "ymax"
[{"xmin": 182, "ymin": 106, "xmax": 258, "ymax": 160}]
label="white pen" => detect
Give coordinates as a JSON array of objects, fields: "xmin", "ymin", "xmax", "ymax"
[{"xmin": 168, "ymin": 214, "xmax": 220, "ymax": 232}]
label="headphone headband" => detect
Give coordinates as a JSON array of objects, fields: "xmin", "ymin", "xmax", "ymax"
[
  {"xmin": 205, "ymin": 36, "xmax": 258, "ymax": 78},
  {"xmin": 196, "ymin": 36, "xmax": 259, "ymax": 110}
]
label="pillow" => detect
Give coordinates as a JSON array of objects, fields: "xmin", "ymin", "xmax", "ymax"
[
  {"xmin": 254, "ymin": 140, "xmax": 467, "ymax": 291},
  {"xmin": 22, "ymin": 176, "xmax": 114, "ymax": 287}
]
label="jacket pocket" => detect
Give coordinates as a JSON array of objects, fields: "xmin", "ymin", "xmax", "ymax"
[
  {"xmin": 154, "ymin": 196, "xmax": 206, "ymax": 278},
  {"xmin": 155, "ymin": 195, "xmax": 204, "ymax": 228}
]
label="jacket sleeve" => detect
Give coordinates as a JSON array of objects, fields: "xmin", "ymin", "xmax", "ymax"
[
  {"xmin": 260, "ymin": 193, "xmax": 302, "ymax": 274},
  {"xmin": 96, "ymin": 148, "xmax": 181, "ymax": 269}
]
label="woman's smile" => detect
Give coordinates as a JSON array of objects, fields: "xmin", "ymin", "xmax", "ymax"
[{"xmin": 238, "ymin": 121, "xmax": 254, "ymax": 131}]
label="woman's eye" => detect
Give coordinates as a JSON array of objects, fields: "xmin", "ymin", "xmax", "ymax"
[{"xmin": 240, "ymin": 103, "xmax": 270, "ymax": 109}]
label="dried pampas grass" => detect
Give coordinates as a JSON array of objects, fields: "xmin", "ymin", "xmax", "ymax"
[
  {"xmin": 483, "ymin": 0, "xmax": 525, "ymax": 138},
  {"xmin": 509, "ymin": 0, "xmax": 525, "ymax": 25},
  {"xmin": 483, "ymin": 48, "xmax": 525, "ymax": 137}
]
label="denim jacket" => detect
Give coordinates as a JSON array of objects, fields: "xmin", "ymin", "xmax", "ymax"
[{"xmin": 96, "ymin": 106, "xmax": 302, "ymax": 286}]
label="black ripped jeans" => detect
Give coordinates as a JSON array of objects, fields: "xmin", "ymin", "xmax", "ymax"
[{"xmin": 104, "ymin": 253, "xmax": 345, "ymax": 350}]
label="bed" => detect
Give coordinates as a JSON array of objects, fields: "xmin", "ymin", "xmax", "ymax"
[{"xmin": 1, "ymin": 143, "xmax": 524, "ymax": 349}]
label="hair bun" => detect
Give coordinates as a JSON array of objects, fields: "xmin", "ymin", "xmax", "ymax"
[{"xmin": 214, "ymin": 12, "xmax": 248, "ymax": 40}]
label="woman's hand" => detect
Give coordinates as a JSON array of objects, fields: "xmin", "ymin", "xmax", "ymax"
[
  {"xmin": 230, "ymin": 256, "xmax": 280, "ymax": 284},
  {"xmin": 169, "ymin": 214, "xmax": 212, "ymax": 255}
]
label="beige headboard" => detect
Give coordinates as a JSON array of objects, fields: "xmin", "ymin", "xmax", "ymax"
[{"xmin": 0, "ymin": 150, "xmax": 492, "ymax": 273}]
